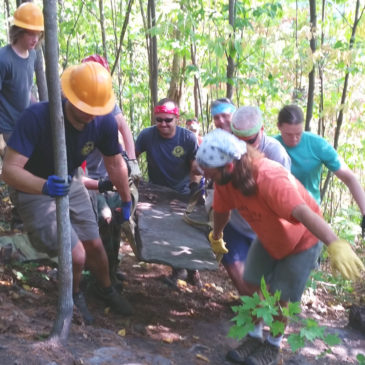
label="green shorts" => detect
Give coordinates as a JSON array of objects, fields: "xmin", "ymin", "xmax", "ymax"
[
  {"xmin": 14, "ymin": 177, "xmax": 99, "ymax": 257},
  {"xmin": 243, "ymin": 239, "xmax": 323, "ymax": 302}
]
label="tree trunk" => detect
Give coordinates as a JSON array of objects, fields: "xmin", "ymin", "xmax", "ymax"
[
  {"xmin": 43, "ymin": 0, "xmax": 73, "ymax": 343},
  {"xmin": 110, "ymin": 0, "xmax": 134, "ymax": 75},
  {"xmin": 147, "ymin": 0, "xmax": 158, "ymax": 119},
  {"xmin": 167, "ymin": 45, "xmax": 183, "ymax": 105},
  {"xmin": 35, "ymin": 47, "xmax": 48, "ymax": 101},
  {"xmin": 226, "ymin": 0, "xmax": 236, "ymax": 100},
  {"xmin": 98, "ymin": 0, "xmax": 108, "ymax": 60},
  {"xmin": 321, "ymin": 0, "xmax": 364, "ymax": 201},
  {"xmin": 306, "ymin": 0, "xmax": 316, "ymax": 131}
]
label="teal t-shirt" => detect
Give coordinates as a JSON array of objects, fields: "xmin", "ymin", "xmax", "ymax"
[{"xmin": 274, "ymin": 132, "xmax": 341, "ymax": 204}]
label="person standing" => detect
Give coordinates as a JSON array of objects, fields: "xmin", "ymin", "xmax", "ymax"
[
  {"xmin": 275, "ymin": 104, "xmax": 365, "ymax": 237},
  {"xmin": 2, "ymin": 62, "xmax": 134, "ymax": 324},
  {"xmin": 197, "ymin": 128, "xmax": 364, "ymax": 365},
  {"xmin": 0, "ymin": 2, "xmax": 44, "ymax": 142},
  {"xmin": 135, "ymin": 98, "xmax": 203, "ymax": 287}
]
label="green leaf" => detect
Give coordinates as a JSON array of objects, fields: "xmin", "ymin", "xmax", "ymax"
[
  {"xmin": 287, "ymin": 333, "xmax": 305, "ymax": 352},
  {"xmin": 324, "ymin": 334, "xmax": 341, "ymax": 346},
  {"xmin": 300, "ymin": 319, "xmax": 325, "ymax": 341}
]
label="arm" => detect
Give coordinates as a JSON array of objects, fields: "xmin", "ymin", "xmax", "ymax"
[
  {"xmin": 212, "ymin": 210, "xmax": 231, "ymax": 239},
  {"xmin": 291, "ymin": 204, "xmax": 337, "ymax": 245},
  {"xmin": 103, "ymin": 153, "xmax": 131, "ymax": 202},
  {"xmin": 81, "ymin": 176, "xmax": 99, "ymax": 190},
  {"xmin": 115, "ymin": 112, "xmax": 136, "ymax": 159},
  {"xmin": 334, "ymin": 164, "xmax": 365, "ymax": 215},
  {"xmin": 2, "ymin": 147, "xmax": 45, "ymax": 194},
  {"xmin": 190, "ymin": 159, "xmax": 203, "ymax": 184}
]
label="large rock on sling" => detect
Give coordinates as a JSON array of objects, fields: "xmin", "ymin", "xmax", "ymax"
[{"xmin": 133, "ymin": 182, "xmax": 218, "ymax": 271}]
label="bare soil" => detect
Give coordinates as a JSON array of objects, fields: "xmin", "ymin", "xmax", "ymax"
[{"xmin": 0, "ymin": 181, "xmax": 364, "ymax": 365}]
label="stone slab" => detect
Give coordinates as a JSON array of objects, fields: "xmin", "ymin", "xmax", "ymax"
[{"xmin": 134, "ymin": 182, "xmax": 218, "ymax": 271}]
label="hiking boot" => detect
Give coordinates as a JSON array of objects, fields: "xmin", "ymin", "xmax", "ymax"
[
  {"xmin": 163, "ymin": 268, "xmax": 188, "ymax": 288},
  {"xmin": 226, "ymin": 335, "xmax": 263, "ymax": 364},
  {"xmin": 245, "ymin": 340, "xmax": 280, "ymax": 365},
  {"xmin": 73, "ymin": 291, "xmax": 94, "ymax": 325},
  {"xmin": 94, "ymin": 285, "xmax": 133, "ymax": 316},
  {"xmin": 187, "ymin": 269, "xmax": 202, "ymax": 288}
]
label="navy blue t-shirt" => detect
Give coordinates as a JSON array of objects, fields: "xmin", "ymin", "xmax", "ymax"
[
  {"xmin": 135, "ymin": 125, "xmax": 198, "ymax": 194},
  {"xmin": 7, "ymin": 100, "xmax": 121, "ymax": 179}
]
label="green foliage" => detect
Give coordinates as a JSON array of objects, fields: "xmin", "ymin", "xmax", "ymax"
[
  {"xmin": 357, "ymin": 353, "xmax": 365, "ymax": 365},
  {"xmin": 228, "ymin": 277, "xmax": 341, "ymax": 354}
]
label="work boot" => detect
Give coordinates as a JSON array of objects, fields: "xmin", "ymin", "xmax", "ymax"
[
  {"xmin": 94, "ymin": 285, "xmax": 133, "ymax": 316},
  {"xmin": 245, "ymin": 340, "xmax": 280, "ymax": 365},
  {"xmin": 226, "ymin": 335, "xmax": 263, "ymax": 364},
  {"xmin": 73, "ymin": 291, "xmax": 94, "ymax": 325},
  {"xmin": 187, "ymin": 269, "xmax": 203, "ymax": 288}
]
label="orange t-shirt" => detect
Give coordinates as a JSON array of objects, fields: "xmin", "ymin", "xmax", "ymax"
[{"xmin": 213, "ymin": 158, "xmax": 321, "ymax": 259}]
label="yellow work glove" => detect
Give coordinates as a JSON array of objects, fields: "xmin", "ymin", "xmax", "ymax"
[
  {"xmin": 208, "ymin": 231, "xmax": 229, "ymax": 255},
  {"xmin": 327, "ymin": 239, "xmax": 365, "ymax": 280}
]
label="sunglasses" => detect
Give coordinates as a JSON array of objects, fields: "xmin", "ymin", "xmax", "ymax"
[
  {"xmin": 241, "ymin": 132, "xmax": 260, "ymax": 145},
  {"xmin": 156, "ymin": 117, "xmax": 174, "ymax": 124}
]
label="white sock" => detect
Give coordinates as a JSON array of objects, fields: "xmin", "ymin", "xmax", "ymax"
[
  {"xmin": 248, "ymin": 322, "xmax": 263, "ymax": 339},
  {"xmin": 267, "ymin": 334, "xmax": 283, "ymax": 347}
]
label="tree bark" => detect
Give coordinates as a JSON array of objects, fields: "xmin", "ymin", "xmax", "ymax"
[
  {"xmin": 98, "ymin": 0, "xmax": 108, "ymax": 60},
  {"xmin": 35, "ymin": 47, "xmax": 48, "ymax": 101},
  {"xmin": 147, "ymin": 0, "xmax": 158, "ymax": 119},
  {"xmin": 111, "ymin": 0, "xmax": 134, "ymax": 75},
  {"xmin": 43, "ymin": 0, "xmax": 73, "ymax": 343},
  {"xmin": 306, "ymin": 0, "xmax": 317, "ymax": 131},
  {"xmin": 321, "ymin": 0, "xmax": 364, "ymax": 201},
  {"xmin": 226, "ymin": 0, "xmax": 236, "ymax": 100}
]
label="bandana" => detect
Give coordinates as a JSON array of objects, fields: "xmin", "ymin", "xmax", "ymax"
[
  {"xmin": 154, "ymin": 105, "xmax": 179, "ymax": 117},
  {"xmin": 196, "ymin": 129, "xmax": 247, "ymax": 168},
  {"xmin": 211, "ymin": 103, "xmax": 236, "ymax": 117},
  {"xmin": 231, "ymin": 118, "xmax": 263, "ymax": 137}
]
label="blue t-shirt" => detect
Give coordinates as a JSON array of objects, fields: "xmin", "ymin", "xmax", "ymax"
[
  {"xmin": 7, "ymin": 100, "xmax": 121, "ymax": 179},
  {"xmin": 135, "ymin": 125, "xmax": 198, "ymax": 194},
  {"xmin": 0, "ymin": 45, "xmax": 36, "ymax": 133},
  {"xmin": 275, "ymin": 131, "xmax": 341, "ymax": 203},
  {"xmin": 85, "ymin": 104, "xmax": 123, "ymax": 179}
]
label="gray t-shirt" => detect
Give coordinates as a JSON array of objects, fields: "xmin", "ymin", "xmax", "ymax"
[
  {"xmin": 228, "ymin": 133, "xmax": 291, "ymax": 234},
  {"xmin": 0, "ymin": 45, "xmax": 36, "ymax": 134}
]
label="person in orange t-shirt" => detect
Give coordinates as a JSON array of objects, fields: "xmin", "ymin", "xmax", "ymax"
[{"xmin": 196, "ymin": 128, "xmax": 364, "ymax": 365}]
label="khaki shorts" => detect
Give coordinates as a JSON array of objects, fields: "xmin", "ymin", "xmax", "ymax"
[
  {"xmin": 243, "ymin": 239, "xmax": 323, "ymax": 302},
  {"xmin": 14, "ymin": 177, "xmax": 99, "ymax": 256}
]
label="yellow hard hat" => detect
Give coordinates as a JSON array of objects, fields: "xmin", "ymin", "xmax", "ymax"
[
  {"xmin": 13, "ymin": 3, "xmax": 44, "ymax": 32},
  {"xmin": 61, "ymin": 62, "xmax": 116, "ymax": 116}
]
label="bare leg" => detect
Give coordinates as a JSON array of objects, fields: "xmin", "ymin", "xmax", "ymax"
[
  {"xmin": 224, "ymin": 261, "xmax": 253, "ymax": 296},
  {"xmin": 82, "ymin": 237, "xmax": 111, "ymax": 288}
]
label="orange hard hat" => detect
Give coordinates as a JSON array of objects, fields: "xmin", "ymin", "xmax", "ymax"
[
  {"xmin": 61, "ymin": 62, "xmax": 115, "ymax": 116},
  {"xmin": 13, "ymin": 3, "xmax": 44, "ymax": 31}
]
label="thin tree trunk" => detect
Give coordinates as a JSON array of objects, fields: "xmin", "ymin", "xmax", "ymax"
[
  {"xmin": 306, "ymin": 0, "xmax": 316, "ymax": 131},
  {"xmin": 43, "ymin": 0, "xmax": 73, "ymax": 343},
  {"xmin": 98, "ymin": 0, "xmax": 108, "ymax": 60},
  {"xmin": 147, "ymin": 0, "xmax": 158, "ymax": 115},
  {"xmin": 35, "ymin": 47, "xmax": 48, "ymax": 101},
  {"xmin": 111, "ymin": 0, "xmax": 134, "ymax": 75},
  {"xmin": 226, "ymin": 0, "xmax": 236, "ymax": 100},
  {"xmin": 321, "ymin": 0, "xmax": 364, "ymax": 201}
]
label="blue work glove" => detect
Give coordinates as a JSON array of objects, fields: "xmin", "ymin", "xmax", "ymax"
[
  {"xmin": 361, "ymin": 215, "xmax": 365, "ymax": 238},
  {"xmin": 98, "ymin": 177, "xmax": 114, "ymax": 193},
  {"xmin": 114, "ymin": 201, "xmax": 132, "ymax": 224},
  {"xmin": 42, "ymin": 175, "xmax": 71, "ymax": 197}
]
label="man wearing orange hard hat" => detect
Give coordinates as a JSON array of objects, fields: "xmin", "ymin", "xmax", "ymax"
[
  {"xmin": 0, "ymin": 2, "xmax": 44, "ymax": 143},
  {"xmin": 2, "ymin": 62, "xmax": 133, "ymax": 324}
]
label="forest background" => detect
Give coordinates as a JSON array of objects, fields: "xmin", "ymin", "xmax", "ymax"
[{"xmin": 1, "ymin": 0, "xmax": 365, "ymax": 245}]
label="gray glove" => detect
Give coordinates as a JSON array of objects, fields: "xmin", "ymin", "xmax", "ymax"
[{"xmin": 128, "ymin": 159, "xmax": 142, "ymax": 181}]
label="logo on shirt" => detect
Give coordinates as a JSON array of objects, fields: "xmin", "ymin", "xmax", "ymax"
[
  {"xmin": 172, "ymin": 145, "xmax": 185, "ymax": 158},
  {"xmin": 81, "ymin": 141, "xmax": 95, "ymax": 156}
]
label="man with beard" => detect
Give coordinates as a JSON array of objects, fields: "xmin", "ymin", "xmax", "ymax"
[{"xmin": 197, "ymin": 128, "xmax": 364, "ymax": 365}]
